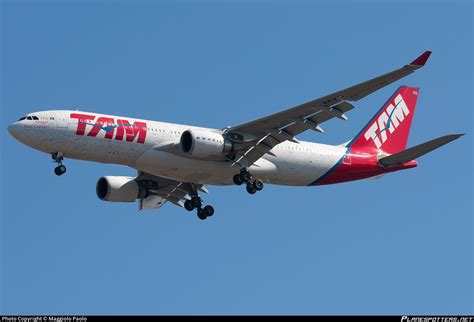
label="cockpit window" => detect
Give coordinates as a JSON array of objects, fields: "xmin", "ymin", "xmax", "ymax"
[{"xmin": 18, "ymin": 115, "xmax": 39, "ymax": 121}]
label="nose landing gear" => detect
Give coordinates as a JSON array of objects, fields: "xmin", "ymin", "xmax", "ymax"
[
  {"xmin": 52, "ymin": 152, "xmax": 66, "ymax": 176},
  {"xmin": 184, "ymin": 195, "xmax": 215, "ymax": 220},
  {"xmin": 233, "ymin": 168, "xmax": 264, "ymax": 194}
]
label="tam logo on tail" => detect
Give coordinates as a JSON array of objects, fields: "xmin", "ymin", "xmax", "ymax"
[
  {"xmin": 349, "ymin": 86, "xmax": 419, "ymax": 154},
  {"xmin": 364, "ymin": 93, "xmax": 412, "ymax": 149}
]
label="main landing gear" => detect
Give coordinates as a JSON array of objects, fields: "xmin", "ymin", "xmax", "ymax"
[
  {"xmin": 184, "ymin": 195, "xmax": 215, "ymax": 220},
  {"xmin": 52, "ymin": 152, "xmax": 67, "ymax": 176},
  {"xmin": 232, "ymin": 168, "xmax": 264, "ymax": 194}
]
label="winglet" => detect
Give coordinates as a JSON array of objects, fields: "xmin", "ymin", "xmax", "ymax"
[{"xmin": 410, "ymin": 51, "xmax": 432, "ymax": 66}]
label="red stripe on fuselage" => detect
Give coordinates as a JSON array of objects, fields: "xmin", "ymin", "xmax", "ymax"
[{"xmin": 312, "ymin": 147, "xmax": 417, "ymax": 185}]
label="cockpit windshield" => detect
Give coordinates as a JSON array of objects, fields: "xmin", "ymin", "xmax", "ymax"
[{"xmin": 18, "ymin": 115, "xmax": 39, "ymax": 121}]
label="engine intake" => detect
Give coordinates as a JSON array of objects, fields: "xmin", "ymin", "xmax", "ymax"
[
  {"xmin": 96, "ymin": 176, "xmax": 148, "ymax": 202},
  {"xmin": 180, "ymin": 129, "xmax": 233, "ymax": 157}
]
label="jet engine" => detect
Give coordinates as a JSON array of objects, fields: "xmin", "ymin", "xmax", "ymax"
[
  {"xmin": 180, "ymin": 129, "xmax": 233, "ymax": 157},
  {"xmin": 96, "ymin": 176, "xmax": 148, "ymax": 202}
]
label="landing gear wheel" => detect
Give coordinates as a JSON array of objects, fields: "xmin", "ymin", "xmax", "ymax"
[
  {"xmin": 240, "ymin": 170, "xmax": 251, "ymax": 182},
  {"xmin": 191, "ymin": 196, "xmax": 202, "ymax": 208},
  {"xmin": 233, "ymin": 174, "xmax": 244, "ymax": 186},
  {"xmin": 184, "ymin": 200, "xmax": 194, "ymax": 211},
  {"xmin": 54, "ymin": 165, "xmax": 66, "ymax": 176},
  {"xmin": 51, "ymin": 152, "xmax": 66, "ymax": 176},
  {"xmin": 246, "ymin": 182, "xmax": 257, "ymax": 194},
  {"xmin": 203, "ymin": 205, "xmax": 214, "ymax": 217},
  {"xmin": 197, "ymin": 208, "xmax": 207, "ymax": 220},
  {"xmin": 253, "ymin": 179, "xmax": 264, "ymax": 191}
]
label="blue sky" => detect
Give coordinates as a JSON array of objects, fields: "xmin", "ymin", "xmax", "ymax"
[{"xmin": 1, "ymin": 0, "xmax": 472, "ymax": 315}]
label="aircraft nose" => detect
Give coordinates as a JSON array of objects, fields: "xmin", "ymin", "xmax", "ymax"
[{"xmin": 8, "ymin": 122, "xmax": 21, "ymax": 140}]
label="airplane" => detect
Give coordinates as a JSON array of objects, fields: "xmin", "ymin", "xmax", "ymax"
[{"xmin": 7, "ymin": 51, "xmax": 463, "ymax": 220}]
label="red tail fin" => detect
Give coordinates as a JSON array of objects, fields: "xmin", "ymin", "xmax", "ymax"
[{"xmin": 348, "ymin": 86, "xmax": 419, "ymax": 154}]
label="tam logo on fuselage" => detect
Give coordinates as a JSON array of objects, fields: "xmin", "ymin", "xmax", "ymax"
[
  {"xmin": 364, "ymin": 94, "xmax": 409, "ymax": 149},
  {"xmin": 70, "ymin": 113, "xmax": 147, "ymax": 144}
]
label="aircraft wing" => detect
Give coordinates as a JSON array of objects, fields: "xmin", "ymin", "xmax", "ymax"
[
  {"xmin": 137, "ymin": 171, "xmax": 208, "ymax": 210},
  {"xmin": 224, "ymin": 51, "xmax": 432, "ymax": 167}
]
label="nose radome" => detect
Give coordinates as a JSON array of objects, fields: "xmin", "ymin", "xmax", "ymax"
[{"xmin": 8, "ymin": 122, "xmax": 21, "ymax": 139}]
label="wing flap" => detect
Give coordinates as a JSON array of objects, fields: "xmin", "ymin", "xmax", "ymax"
[
  {"xmin": 136, "ymin": 171, "xmax": 207, "ymax": 210},
  {"xmin": 139, "ymin": 195, "xmax": 167, "ymax": 210}
]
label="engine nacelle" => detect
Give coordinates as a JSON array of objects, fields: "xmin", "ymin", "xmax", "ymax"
[
  {"xmin": 96, "ymin": 176, "xmax": 147, "ymax": 202},
  {"xmin": 180, "ymin": 129, "xmax": 233, "ymax": 157}
]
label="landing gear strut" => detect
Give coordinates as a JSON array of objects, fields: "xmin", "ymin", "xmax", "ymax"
[
  {"xmin": 184, "ymin": 195, "xmax": 215, "ymax": 220},
  {"xmin": 52, "ymin": 152, "xmax": 66, "ymax": 176},
  {"xmin": 233, "ymin": 168, "xmax": 264, "ymax": 194}
]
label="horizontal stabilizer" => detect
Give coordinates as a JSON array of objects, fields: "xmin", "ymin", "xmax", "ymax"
[{"xmin": 378, "ymin": 134, "xmax": 463, "ymax": 167}]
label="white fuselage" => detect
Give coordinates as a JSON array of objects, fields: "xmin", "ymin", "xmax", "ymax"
[{"xmin": 8, "ymin": 110, "xmax": 346, "ymax": 186}]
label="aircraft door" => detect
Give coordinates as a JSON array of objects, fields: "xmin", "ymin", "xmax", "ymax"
[{"xmin": 55, "ymin": 112, "xmax": 68, "ymax": 128}]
